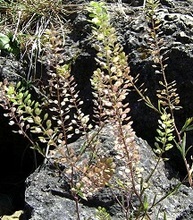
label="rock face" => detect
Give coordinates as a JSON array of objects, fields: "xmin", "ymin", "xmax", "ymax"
[
  {"xmin": 1, "ymin": 0, "xmax": 193, "ymax": 218},
  {"xmin": 0, "ymin": 57, "xmax": 43, "ymax": 216},
  {"xmin": 69, "ymin": 0, "xmax": 193, "ymax": 175},
  {"xmin": 25, "ymin": 124, "xmax": 193, "ymax": 219},
  {"xmin": 109, "ymin": 0, "xmax": 193, "ymax": 171},
  {"xmin": 24, "ymin": 0, "xmax": 193, "ymax": 219}
]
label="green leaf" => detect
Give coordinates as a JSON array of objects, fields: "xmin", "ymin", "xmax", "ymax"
[
  {"xmin": 143, "ymin": 194, "xmax": 149, "ymax": 211},
  {"xmin": 185, "ymin": 145, "xmax": 193, "ymax": 155},
  {"xmin": 185, "ymin": 125, "xmax": 193, "ymax": 132},
  {"xmin": 181, "ymin": 133, "xmax": 187, "ymax": 157},
  {"xmin": 181, "ymin": 117, "xmax": 193, "ymax": 132},
  {"xmin": 0, "ymin": 33, "xmax": 10, "ymax": 50}
]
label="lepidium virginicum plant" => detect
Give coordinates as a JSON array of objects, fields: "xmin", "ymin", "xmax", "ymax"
[
  {"xmin": 0, "ymin": 1, "xmax": 188, "ymax": 219},
  {"xmin": 0, "ymin": 22, "xmax": 116, "ymax": 220},
  {"xmin": 132, "ymin": 0, "xmax": 193, "ymax": 186},
  {"xmin": 88, "ymin": 2, "xmax": 155, "ymax": 219}
]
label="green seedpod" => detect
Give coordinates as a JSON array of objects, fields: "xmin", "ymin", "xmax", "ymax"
[
  {"xmin": 34, "ymin": 107, "xmax": 42, "ymax": 116},
  {"xmin": 31, "ymin": 100, "xmax": 35, "ymax": 106},
  {"xmin": 154, "ymin": 142, "xmax": 160, "ymax": 149},
  {"xmin": 26, "ymin": 117, "xmax": 33, "ymax": 123},
  {"xmin": 154, "ymin": 147, "xmax": 162, "ymax": 155},
  {"xmin": 161, "ymin": 137, "xmax": 166, "ymax": 143},
  {"xmin": 25, "ymin": 106, "xmax": 32, "ymax": 114},
  {"xmin": 27, "ymin": 99, "xmax": 32, "ymax": 106},
  {"xmin": 165, "ymin": 143, "xmax": 173, "ymax": 151},
  {"xmin": 156, "ymin": 129, "xmax": 164, "ymax": 137},
  {"xmin": 34, "ymin": 102, "xmax": 39, "ymax": 108},
  {"xmin": 44, "ymin": 128, "xmax": 54, "ymax": 136},
  {"xmin": 43, "ymin": 113, "xmax": 49, "ymax": 121},
  {"xmin": 17, "ymin": 92, "xmax": 23, "ymax": 99},
  {"xmin": 16, "ymin": 81, "xmax": 22, "ymax": 89},
  {"xmin": 23, "ymin": 90, "xmax": 29, "ymax": 97},
  {"xmin": 160, "ymin": 113, "xmax": 168, "ymax": 121},
  {"xmin": 38, "ymin": 136, "xmax": 47, "ymax": 143},
  {"xmin": 34, "ymin": 116, "xmax": 42, "ymax": 125},
  {"xmin": 31, "ymin": 126, "xmax": 42, "ymax": 133},
  {"xmin": 46, "ymin": 119, "xmax": 52, "ymax": 129},
  {"xmin": 24, "ymin": 94, "xmax": 31, "ymax": 103},
  {"xmin": 165, "ymin": 128, "xmax": 173, "ymax": 134},
  {"xmin": 155, "ymin": 136, "xmax": 162, "ymax": 143},
  {"xmin": 167, "ymin": 135, "xmax": 174, "ymax": 141}
]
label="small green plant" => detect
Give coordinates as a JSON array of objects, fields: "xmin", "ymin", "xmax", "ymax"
[
  {"xmin": 96, "ymin": 207, "xmax": 111, "ymax": 220},
  {"xmin": 0, "ymin": 3, "xmax": 118, "ymax": 218},
  {"xmin": 0, "ymin": 32, "xmax": 20, "ymax": 56},
  {"xmin": 88, "ymin": 2, "xmax": 178, "ymax": 219},
  {"xmin": 154, "ymin": 107, "xmax": 175, "ymax": 155}
]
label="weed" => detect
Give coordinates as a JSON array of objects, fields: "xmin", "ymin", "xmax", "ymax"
[
  {"xmin": 0, "ymin": 0, "xmax": 191, "ymax": 219},
  {"xmin": 132, "ymin": 0, "xmax": 193, "ymax": 186}
]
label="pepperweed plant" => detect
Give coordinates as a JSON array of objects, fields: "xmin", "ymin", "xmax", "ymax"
[
  {"xmin": 0, "ymin": 2, "xmax": 136, "ymax": 219},
  {"xmin": 0, "ymin": 1, "xmax": 192, "ymax": 219},
  {"xmin": 132, "ymin": 0, "xmax": 193, "ymax": 186}
]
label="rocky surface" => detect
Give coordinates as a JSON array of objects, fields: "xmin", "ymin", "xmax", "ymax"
[
  {"xmin": 0, "ymin": 57, "xmax": 25, "ymax": 82},
  {"xmin": 0, "ymin": 0, "xmax": 193, "ymax": 219},
  {"xmin": 25, "ymin": 124, "xmax": 193, "ymax": 219},
  {"xmin": 68, "ymin": 0, "xmax": 193, "ymax": 175},
  {"xmin": 23, "ymin": 0, "xmax": 193, "ymax": 219}
]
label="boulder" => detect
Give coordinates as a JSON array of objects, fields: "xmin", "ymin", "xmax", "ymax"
[
  {"xmin": 67, "ymin": 0, "xmax": 193, "ymax": 175},
  {"xmin": 25, "ymin": 124, "xmax": 193, "ymax": 219},
  {"xmin": 0, "ymin": 0, "xmax": 193, "ymax": 218}
]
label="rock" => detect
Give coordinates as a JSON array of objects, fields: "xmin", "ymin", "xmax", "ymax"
[
  {"xmin": 0, "ymin": 0, "xmax": 193, "ymax": 218},
  {"xmin": 0, "ymin": 56, "xmax": 25, "ymax": 82},
  {"xmin": 107, "ymin": 0, "xmax": 193, "ymax": 174},
  {"xmin": 24, "ymin": 124, "xmax": 193, "ymax": 219}
]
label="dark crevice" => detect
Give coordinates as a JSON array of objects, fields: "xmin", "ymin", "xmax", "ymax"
[{"xmin": 0, "ymin": 108, "xmax": 44, "ymax": 216}]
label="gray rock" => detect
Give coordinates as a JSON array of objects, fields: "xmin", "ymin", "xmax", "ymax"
[
  {"xmin": 16, "ymin": 0, "xmax": 193, "ymax": 218},
  {"xmin": 0, "ymin": 56, "xmax": 25, "ymax": 82},
  {"xmin": 25, "ymin": 124, "xmax": 193, "ymax": 219},
  {"xmin": 1, "ymin": 0, "xmax": 193, "ymax": 218}
]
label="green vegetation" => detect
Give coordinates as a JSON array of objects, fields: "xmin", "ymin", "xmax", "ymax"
[{"xmin": 0, "ymin": 0, "xmax": 193, "ymax": 219}]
